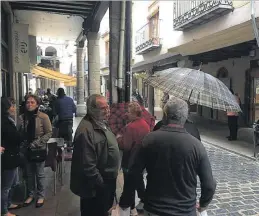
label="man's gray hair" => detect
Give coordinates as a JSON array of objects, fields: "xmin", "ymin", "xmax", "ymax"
[
  {"xmin": 163, "ymin": 97, "xmax": 188, "ymax": 125},
  {"xmin": 86, "ymin": 94, "xmax": 105, "ymax": 116}
]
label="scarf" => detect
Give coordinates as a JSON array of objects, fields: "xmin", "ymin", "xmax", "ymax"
[
  {"xmin": 8, "ymin": 116, "xmax": 16, "ymax": 126},
  {"xmin": 24, "ymin": 108, "xmax": 38, "ymax": 143},
  {"xmin": 92, "ymin": 116, "xmax": 107, "ymax": 130}
]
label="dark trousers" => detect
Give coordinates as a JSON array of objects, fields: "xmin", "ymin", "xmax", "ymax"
[
  {"xmin": 58, "ymin": 119, "xmax": 73, "ymax": 146},
  {"xmin": 228, "ymin": 116, "xmax": 238, "ymax": 140},
  {"xmin": 119, "ymin": 171, "xmax": 135, "ymax": 209},
  {"xmin": 80, "ymin": 179, "xmax": 116, "ymax": 216},
  {"xmin": 1, "ymin": 168, "xmax": 18, "ymax": 214}
]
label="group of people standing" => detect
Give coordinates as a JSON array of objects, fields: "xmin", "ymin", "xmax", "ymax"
[
  {"xmin": 1, "ymin": 87, "xmax": 76, "ymax": 216},
  {"xmin": 70, "ymin": 94, "xmax": 216, "ymax": 216}
]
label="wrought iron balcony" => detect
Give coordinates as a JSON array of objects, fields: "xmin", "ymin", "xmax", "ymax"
[
  {"xmin": 135, "ymin": 19, "xmax": 162, "ymax": 55},
  {"xmin": 173, "ymin": 0, "xmax": 234, "ymax": 31}
]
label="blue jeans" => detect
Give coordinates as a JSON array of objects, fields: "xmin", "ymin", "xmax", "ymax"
[
  {"xmin": 26, "ymin": 161, "xmax": 45, "ymax": 199},
  {"xmin": 1, "ymin": 168, "xmax": 18, "ymax": 214}
]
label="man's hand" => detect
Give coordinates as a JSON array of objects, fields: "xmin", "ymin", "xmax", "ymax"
[
  {"xmin": 116, "ymin": 134, "xmax": 122, "ymax": 139},
  {"xmin": 0, "ymin": 146, "xmax": 5, "ymax": 153},
  {"xmin": 108, "ymin": 205, "xmax": 117, "ymax": 214},
  {"xmin": 196, "ymin": 203, "xmax": 207, "ymax": 212}
]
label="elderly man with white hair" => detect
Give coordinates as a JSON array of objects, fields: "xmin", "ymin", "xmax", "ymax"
[
  {"xmin": 129, "ymin": 97, "xmax": 216, "ymax": 216},
  {"xmin": 70, "ymin": 94, "xmax": 120, "ymax": 216}
]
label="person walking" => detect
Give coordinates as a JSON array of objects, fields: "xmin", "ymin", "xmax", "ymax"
[
  {"xmin": 227, "ymin": 89, "xmax": 240, "ymax": 141},
  {"xmin": 19, "ymin": 95, "xmax": 52, "ymax": 208},
  {"xmin": 54, "ymin": 88, "xmax": 76, "ymax": 148},
  {"xmin": 129, "ymin": 97, "xmax": 216, "ymax": 216},
  {"xmin": 45, "ymin": 88, "xmax": 57, "ymax": 122},
  {"xmin": 1, "ymin": 97, "xmax": 23, "ymax": 216},
  {"xmin": 118, "ymin": 102, "xmax": 150, "ymax": 216},
  {"xmin": 70, "ymin": 94, "xmax": 120, "ymax": 216},
  {"xmin": 161, "ymin": 92, "xmax": 169, "ymax": 109}
]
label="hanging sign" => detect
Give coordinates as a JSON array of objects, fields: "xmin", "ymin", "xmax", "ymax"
[{"xmin": 12, "ymin": 23, "xmax": 30, "ymax": 73}]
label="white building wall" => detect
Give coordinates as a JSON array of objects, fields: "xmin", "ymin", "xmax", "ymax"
[
  {"xmin": 133, "ymin": 1, "xmax": 259, "ymax": 61},
  {"xmin": 168, "ymin": 1, "xmax": 259, "ymax": 56},
  {"xmin": 99, "ymin": 9, "xmax": 109, "ymax": 68},
  {"xmin": 37, "ymin": 39, "xmax": 76, "ymax": 75},
  {"xmin": 133, "ymin": 1, "xmax": 177, "ymax": 64}
]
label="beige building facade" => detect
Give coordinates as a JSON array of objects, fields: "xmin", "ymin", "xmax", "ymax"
[{"xmin": 132, "ymin": 0, "xmax": 259, "ymax": 124}]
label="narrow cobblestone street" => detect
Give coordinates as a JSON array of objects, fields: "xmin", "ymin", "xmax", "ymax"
[{"xmin": 200, "ymin": 144, "xmax": 259, "ymax": 216}]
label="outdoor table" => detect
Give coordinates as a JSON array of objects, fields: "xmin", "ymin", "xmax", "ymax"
[{"xmin": 47, "ymin": 138, "xmax": 65, "ymax": 186}]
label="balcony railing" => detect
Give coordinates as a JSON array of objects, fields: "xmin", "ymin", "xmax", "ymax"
[
  {"xmin": 173, "ymin": 0, "xmax": 233, "ymax": 31},
  {"xmin": 135, "ymin": 19, "xmax": 162, "ymax": 55}
]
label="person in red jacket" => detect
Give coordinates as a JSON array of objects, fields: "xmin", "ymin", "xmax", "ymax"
[{"xmin": 118, "ymin": 102, "xmax": 150, "ymax": 215}]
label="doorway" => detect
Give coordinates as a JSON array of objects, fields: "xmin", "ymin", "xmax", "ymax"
[{"xmin": 216, "ymin": 67, "xmax": 231, "ymax": 122}]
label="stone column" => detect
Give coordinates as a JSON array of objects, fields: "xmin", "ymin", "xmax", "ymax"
[
  {"xmin": 76, "ymin": 41, "xmax": 86, "ymax": 116},
  {"xmin": 109, "ymin": 1, "xmax": 121, "ymax": 103},
  {"xmin": 87, "ymin": 32, "xmax": 101, "ymax": 95}
]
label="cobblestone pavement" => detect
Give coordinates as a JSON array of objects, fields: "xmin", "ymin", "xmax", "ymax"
[{"xmin": 199, "ymin": 143, "xmax": 259, "ymax": 216}]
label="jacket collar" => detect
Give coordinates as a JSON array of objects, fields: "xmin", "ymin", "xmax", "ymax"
[
  {"xmin": 84, "ymin": 114, "xmax": 107, "ymax": 130},
  {"xmin": 160, "ymin": 124, "xmax": 187, "ymax": 133}
]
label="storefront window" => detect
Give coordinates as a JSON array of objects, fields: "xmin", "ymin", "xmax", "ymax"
[
  {"xmin": 1, "ymin": 70, "xmax": 10, "ymax": 97},
  {"xmin": 1, "ymin": 7, "xmax": 10, "ymax": 97},
  {"xmin": 1, "ymin": 9, "xmax": 8, "ymax": 44},
  {"xmin": 1, "ymin": 45, "xmax": 8, "ymax": 70}
]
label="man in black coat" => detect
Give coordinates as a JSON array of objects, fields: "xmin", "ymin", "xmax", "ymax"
[{"xmin": 129, "ymin": 97, "xmax": 216, "ymax": 216}]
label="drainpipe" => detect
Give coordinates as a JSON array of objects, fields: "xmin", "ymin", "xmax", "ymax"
[
  {"xmin": 117, "ymin": 1, "xmax": 126, "ymax": 103},
  {"xmin": 251, "ymin": 0, "xmax": 259, "ymax": 47},
  {"xmin": 125, "ymin": 1, "xmax": 132, "ymax": 102}
]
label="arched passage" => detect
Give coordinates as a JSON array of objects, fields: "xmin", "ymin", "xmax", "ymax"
[{"xmin": 45, "ymin": 46, "xmax": 57, "ymax": 56}]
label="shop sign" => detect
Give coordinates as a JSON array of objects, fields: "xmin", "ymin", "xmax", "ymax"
[{"xmin": 12, "ymin": 23, "xmax": 30, "ymax": 73}]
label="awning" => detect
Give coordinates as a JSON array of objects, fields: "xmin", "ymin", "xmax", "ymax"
[
  {"xmin": 31, "ymin": 65, "xmax": 76, "ymax": 86},
  {"xmin": 132, "ymin": 52, "xmax": 180, "ymax": 73},
  {"xmin": 64, "ymin": 80, "xmax": 76, "ymax": 87}
]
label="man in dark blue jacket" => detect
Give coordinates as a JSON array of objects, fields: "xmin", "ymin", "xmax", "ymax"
[{"xmin": 55, "ymin": 88, "xmax": 76, "ymax": 148}]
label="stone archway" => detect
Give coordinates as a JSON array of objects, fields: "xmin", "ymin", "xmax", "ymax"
[{"xmin": 45, "ymin": 46, "xmax": 57, "ymax": 56}]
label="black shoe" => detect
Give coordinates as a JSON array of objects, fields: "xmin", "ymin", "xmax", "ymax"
[
  {"xmin": 36, "ymin": 199, "xmax": 44, "ymax": 208},
  {"xmin": 8, "ymin": 204, "xmax": 23, "ymax": 210},
  {"xmin": 23, "ymin": 197, "xmax": 34, "ymax": 207},
  {"xmin": 226, "ymin": 136, "xmax": 230, "ymax": 139}
]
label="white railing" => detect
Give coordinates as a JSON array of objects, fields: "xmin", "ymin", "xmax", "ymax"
[{"xmin": 135, "ymin": 19, "xmax": 162, "ymax": 48}]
